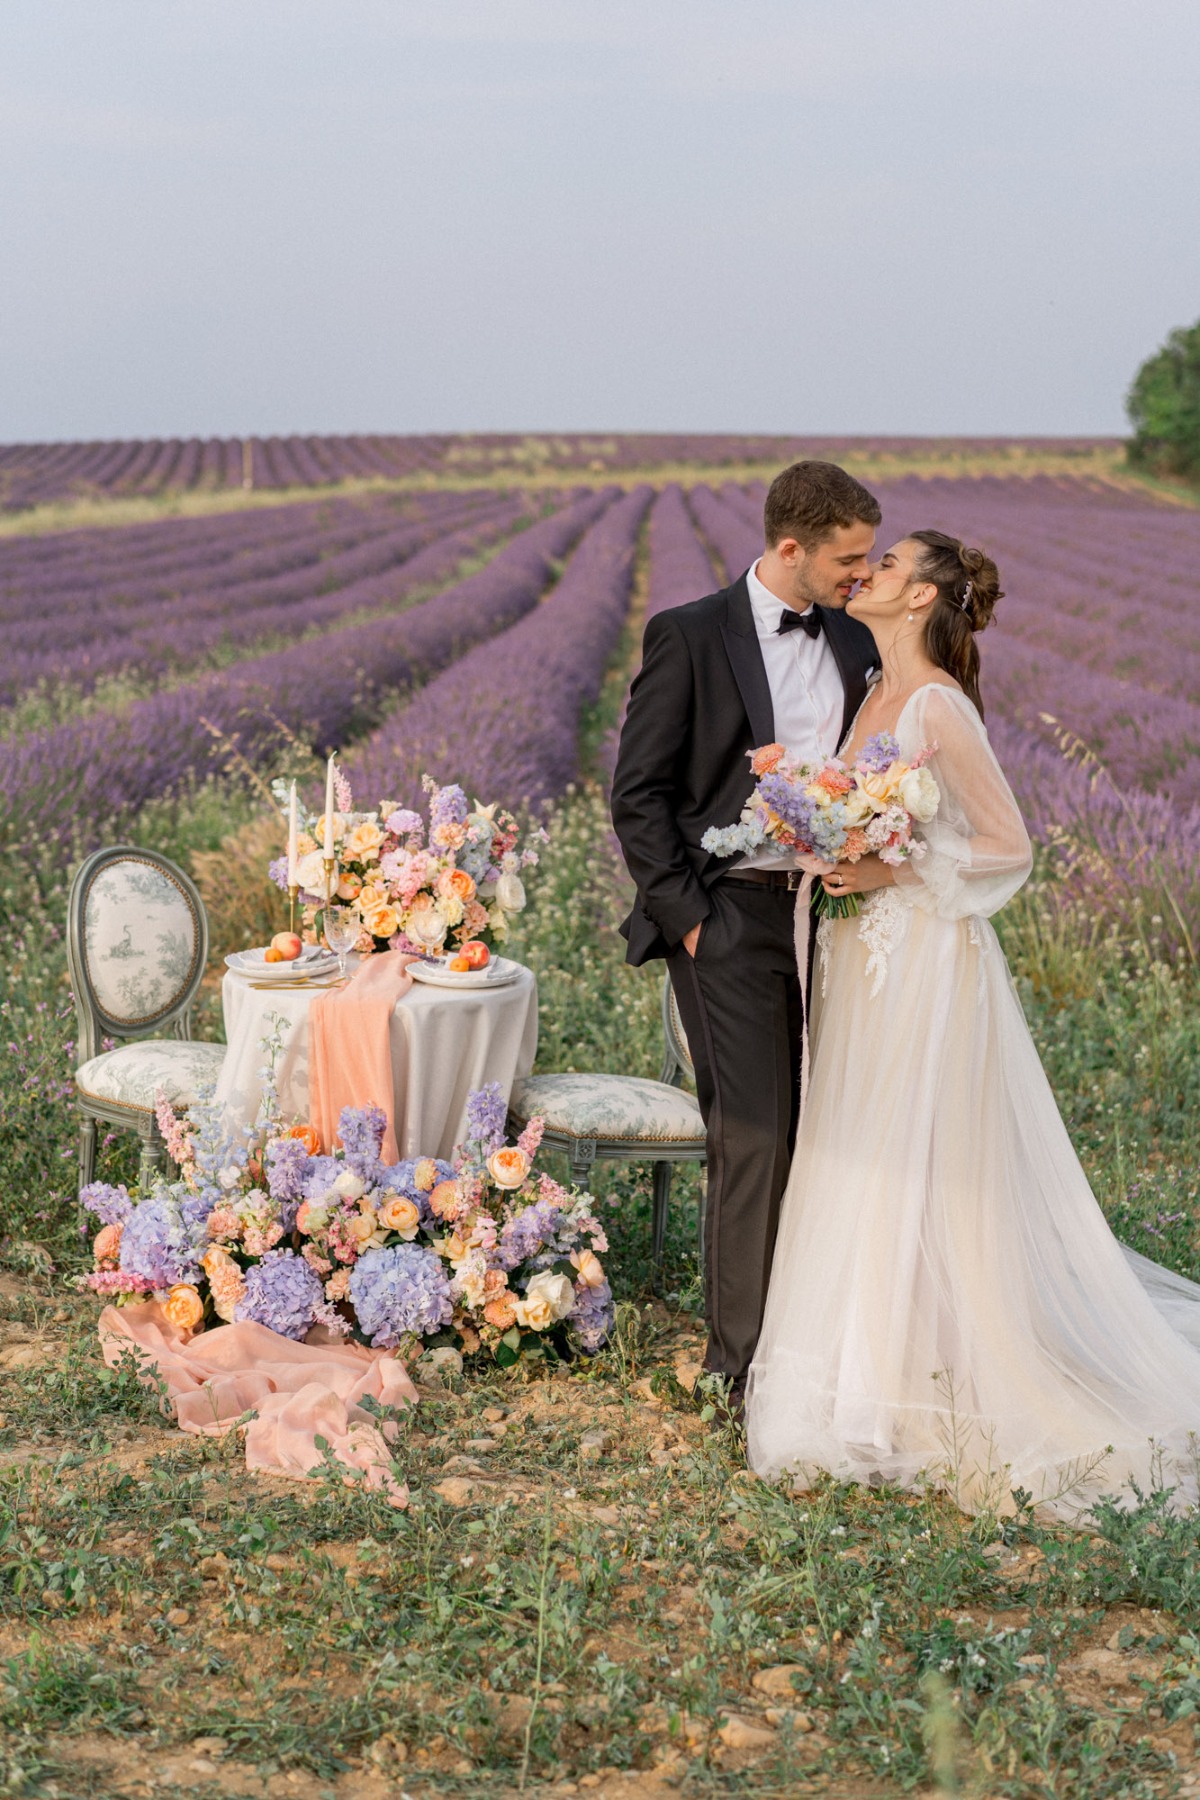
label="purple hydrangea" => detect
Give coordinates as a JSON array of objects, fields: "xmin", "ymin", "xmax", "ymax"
[
  {"xmin": 235, "ymin": 1249, "xmax": 324, "ymax": 1341},
  {"xmin": 569, "ymin": 1277, "xmax": 614, "ymax": 1354},
  {"xmin": 386, "ymin": 808, "xmax": 422, "ymax": 836},
  {"xmin": 857, "ymin": 732, "xmax": 900, "ymax": 773},
  {"xmin": 338, "ymin": 1105, "xmax": 388, "ymax": 1181},
  {"xmin": 118, "ymin": 1194, "xmax": 201, "ymax": 1288},
  {"xmin": 81, "ymin": 1182, "xmax": 134, "ymax": 1227},
  {"xmin": 300, "ymin": 1154, "xmax": 343, "ymax": 1198},
  {"xmin": 349, "ymin": 1244, "xmax": 454, "ymax": 1346},
  {"xmin": 266, "ymin": 1136, "xmax": 309, "ymax": 1203},
  {"xmin": 465, "ymin": 1083, "xmax": 508, "ymax": 1156},
  {"xmin": 497, "ymin": 1198, "xmax": 564, "ymax": 1272}
]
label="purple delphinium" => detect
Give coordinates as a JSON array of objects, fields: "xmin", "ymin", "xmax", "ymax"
[
  {"xmin": 80, "ymin": 1182, "xmax": 134, "ymax": 1227},
  {"xmin": 300, "ymin": 1155, "xmax": 343, "ymax": 1199},
  {"xmin": 349, "ymin": 1244, "xmax": 453, "ymax": 1347},
  {"xmin": 569, "ymin": 1277, "xmax": 614, "ymax": 1354},
  {"xmin": 496, "ymin": 1198, "xmax": 564, "ymax": 1272},
  {"xmin": 234, "ymin": 1249, "xmax": 324, "ymax": 1340},
  {"xmin": 338, "ymin": 1105, "xmax": 388, "ymax": 1182},
  {"xmin": 268, "ymin": 855, "xmax": 290, "ymax": 892},
  {"xmin": 428, "ymin": 783, "xmax": 468, "ymax": 830},
  {"xmin": 856, "ymin": 732, "xmax": 901, "ymax": 774},
  {"xmin": 266, "ymin": 1136, "xmax": 309, "ymax": 1203},
  {"xmin": 465, "ymin": 1083, "xmax": 508, "ymax": 1157},
  {"xmin": 118, "ymin": 1194, "xmax": 202, "ymax": 1288}
]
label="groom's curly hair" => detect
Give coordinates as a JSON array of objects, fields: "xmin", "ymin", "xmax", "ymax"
[{"xmin": 763, "ymin": 460, "xmax": 881, "ymax": 550}]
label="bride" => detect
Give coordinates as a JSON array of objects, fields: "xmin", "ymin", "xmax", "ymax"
[{"xmin": 746, "ymin": 528, "xmax": 1200, "ymax": 1519}]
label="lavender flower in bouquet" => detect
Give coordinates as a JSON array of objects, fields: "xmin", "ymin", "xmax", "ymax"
[{"xmin": 349, "ymin": 1243, "xmax": 454, "ymax": 1347}]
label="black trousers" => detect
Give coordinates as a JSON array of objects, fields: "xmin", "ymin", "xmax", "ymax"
[{"xmin": 666, "ymin": 880, "xmax": 804, "ymax": 1384}]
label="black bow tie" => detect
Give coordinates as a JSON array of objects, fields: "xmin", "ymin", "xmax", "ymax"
[{"xmin": 777, "ymin": 607, "xmax": 822, "ymax": 639}]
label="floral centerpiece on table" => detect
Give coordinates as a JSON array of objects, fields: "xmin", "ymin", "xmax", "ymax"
[
  {"xmin": 269, "ymin": 769, "xmax": 544, "ymax": 956},
  {"xmin": 702, "ymin": 732, "xmax": 940, "ymax": 917},
  {"xmin": 79, "ymin": 1069, "xmax": 614, "ymax": 1366}
]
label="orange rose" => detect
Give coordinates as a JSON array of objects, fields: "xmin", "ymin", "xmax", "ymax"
[
  {"xmin": 378, "ymin": 1195, "xmax": 421, "ymax": 1239},
  {"xmin": 488, "ymin": 1147, "xmax": 531, "ymax": 1190},
  {"xmin": 287, "ymin": 1123, "xmax": 322, "ymax": 1155},
  {"xmin": 164, "ymin": 1284, "xmax": 205, "ymax": 1335},
  {"xmin": 94, "ymin": 1222, "xmax": 123, "ymax": 1265},
  {"xmin": 751, "ymin": 743, "xmax": 786, "ymax": 777},
  {"xmin": 484, "ymin": 1294, "xmax": 519, "ymax": 1330},
  {"xmin": 336, "ymin": 872, "xmax": 363, "ymax": 902},
  {"xmin": 445, "ymin": 868, "xmax": 477, "ymax": 902}
]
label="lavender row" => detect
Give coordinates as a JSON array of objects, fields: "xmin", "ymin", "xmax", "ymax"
[
  {"xmin": 0, "ymin": 491, "xmax": 617, "ymax": 852},
  {"xmin": 0, "ymin": 434, "xmax": 1118, "ymax": 510},
  {"xmin": 350, "ymin": 488, "xmax": 652, "ymax": 811}
]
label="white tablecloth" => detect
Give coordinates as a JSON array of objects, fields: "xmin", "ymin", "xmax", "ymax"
[{"xmin": 216, "ymin": 960, "xmax": 539, "ymax": 1161}]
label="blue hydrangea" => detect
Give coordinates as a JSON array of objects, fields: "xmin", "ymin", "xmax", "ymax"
[
  {"xmin": 569, "ymin": 1277, "xmax": 614, "ymax": 1354},
  {"xmin": 118, "ymin": 1192, "xmax": 202, "ymax": 1288},
  {"xmin": 349, "ymin": 1244, "xmax": 454, "ymax": 1347},
  {"xmin": 235, "ymin": 1249, "xmax": 324, "ymax": 1340},
  {"xmin": 701, "ymin": 821, "xmax": 765, "ymax": 858},
  {"xmin": 81, "ymin": 1182, "xmax": 134, "ymax": 1227}
]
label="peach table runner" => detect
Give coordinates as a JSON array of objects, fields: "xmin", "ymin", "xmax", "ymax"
[
  {"xmin": 100, "ymin": 1301, "xmax": 416, "ymax": 1502},
  {"xmin": 308, "ymin": 948, "xmax": 416, "ymax": 1161}
]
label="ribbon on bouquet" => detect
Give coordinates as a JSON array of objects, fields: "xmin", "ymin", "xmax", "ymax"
[
  {"xmin": 791, "ymin": 854, "xmax": 837, "ymax": 1125},
  {"xmin": 308, "ymin": 947, "xmax": 417, "ymax": 1162}
]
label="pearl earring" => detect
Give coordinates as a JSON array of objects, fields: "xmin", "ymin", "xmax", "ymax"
[{"xmin": 906, "ymin": 613, "xmax": 913, "ymax": 623}]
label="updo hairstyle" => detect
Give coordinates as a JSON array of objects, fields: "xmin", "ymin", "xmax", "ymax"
[{"xmin": 908, "ymin": 529, "xmax": 1003, "ymax": 717}]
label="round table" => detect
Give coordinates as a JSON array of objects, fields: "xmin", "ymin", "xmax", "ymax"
[{"xmin": 215, "ymin": 958, "xmax": 539, "ymax": 1161}]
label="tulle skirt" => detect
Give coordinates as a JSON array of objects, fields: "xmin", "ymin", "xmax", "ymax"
[{"xmin": 746, "ymin": 896, "xmax": 1200, "ymax": 1520}]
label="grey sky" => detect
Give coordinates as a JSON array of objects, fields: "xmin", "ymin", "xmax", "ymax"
[{"xmin": 3, "ymin": 0, "xmax": 1199, "ymax": 441}]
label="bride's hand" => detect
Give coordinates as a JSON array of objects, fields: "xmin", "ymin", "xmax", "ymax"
[{"xmin": 822, "ymin": 855, "xmax": 896, "ymax": 897}]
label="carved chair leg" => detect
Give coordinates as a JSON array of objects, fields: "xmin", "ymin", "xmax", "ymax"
[
  {"xmin": 78, "ymin": 1113, "xmax": 97, "ymax": 1197},
  {"xmin": 137, "ymin": 1120, "xmax": 166, "ymax": 1190},
  {"xmin": 651, "ymin": 1161, "xmax": 673, "ymax": 1271},
  {"xmin": 569, "ymin": 1158, "xmax": 594, "ymax": 1192}
]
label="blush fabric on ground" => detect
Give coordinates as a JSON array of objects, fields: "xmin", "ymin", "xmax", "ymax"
[{"xmin": 99, "ymin": 1301, "xmax": 416, "ymax": 1503}]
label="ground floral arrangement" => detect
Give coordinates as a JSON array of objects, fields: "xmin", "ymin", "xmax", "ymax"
[
  {"xmin": 268, "ymin": 771, "xmax": 542, "ymax": 955},
  {"xmin": 78, "ymin": 1070, "xmax": 614, "ymax": 1366}
]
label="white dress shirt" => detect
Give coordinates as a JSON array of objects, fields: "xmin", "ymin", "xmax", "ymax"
[{"xmin": 739, "ymin": 559, "xmax": 846, "ymax": 869}]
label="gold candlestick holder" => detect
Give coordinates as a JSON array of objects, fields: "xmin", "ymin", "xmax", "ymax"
[
  {"xmin": 322, "ymin": 856, "xmax": 336, "ymax": 943},
  {"xmin": 288, "ymin": 883, "xmax": 299, "ymax": 937}
]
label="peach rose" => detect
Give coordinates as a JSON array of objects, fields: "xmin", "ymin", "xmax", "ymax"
[
  {"xmin": 751, "ymin": 743, "xmax": 786, "ymax": 777},
  {"xmin": 444, "ymin": 1233, "xmax": 467, "ymax": 1263},
  {"xmin": 345, "ymin": 821, "xmax": 384, "ymax": 861},
  {"xmin": 363, "ymin": 902, "xmax": 401, "ymax": 940},
  {"xmin": 286, "ymin": 1123, "xmax": 322, "ymax": 1155},
  {"xmin": 483, "ymin": 1268, "xmax": 509, "ymax": 1297},
  {"xmin": 514, "ymin": 1290, "xmax": 554, "ymax": 1331},
  {"xmin": 857, "ymin": 769, "xmax": 898, "ymax": 807},
  {"xmin": 94, "ymin": 1222, "xmax": 123, "ymax": 1265},
  {"xmin": 570, "ymin": 1248, "xmax": 607, "ymax": 1289},
  {"xmin": 336, "ymin": 872, "xmax": 363, "ymax": 902},
  {"xmin": 346, "ymin": 1210, "xmax": 381, "ymax": 1246},
  {"xmin": 164, "ymin": 1283, "xmax": 205, "ymax": 1334},
  {"xmin": 483, "ymin": 1294, "xmax": 519, "ymax": 1330},
  {"xmin": 439, "ymin": 867, "xmax": 477, "ymax": 903},
  {"xmin": 378, "ymin": 1194, "xmax": 421, "ymax": 1239},
  {"xmin": 517, "ymin": 1269, "xmax": 576, "ymax": 1328},
  {"xmin": 429, "ymin": 1179, "xmax": 461, "ymax": 1219},
  {"xmin": 488, "ymin": 1147, "xmax": 531, "ymax": 1190},
  {"xmin": 413, "ymin": 1158, "xmax": 438, "ymax": 1192}
]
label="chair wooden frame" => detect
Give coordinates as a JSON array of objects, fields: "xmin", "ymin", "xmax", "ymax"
[
  {"xmin": 507, "ymin": 975, "xmax": 706, "ymax": 1269},
  {"xmin": 67, "ymin": 845, "xmax": 210, "ymax": 1192}
]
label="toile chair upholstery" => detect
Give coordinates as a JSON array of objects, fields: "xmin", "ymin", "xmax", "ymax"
[
  {"xmin": 67, "ymin": 846, "xmax": 226, "ymax": 1192},
  {"xmin": 506, "ymin": 976, "xmax": 706, "ymax": 1268}
]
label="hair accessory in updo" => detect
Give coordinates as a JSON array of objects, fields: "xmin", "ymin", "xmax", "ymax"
[{"xmin": 957, "ymin": 580, "xmax": 973, "ymax": 613}]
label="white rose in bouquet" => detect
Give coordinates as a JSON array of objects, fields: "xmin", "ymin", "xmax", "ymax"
[
  {"xmin": 515, "ymin": 1269, "xmax": 576, "ymax": 1330},
  {"xmin": 495, "ymin": 872, "xmax": 526, "ymax": 913},
  {"xmin": 898, "ymin": 765, "xmax": 940, "ymax": 823},
  {"xmin": 840, "ymin": 787, "xmax": 876, "ymax": 828},
  {"xmin": 296, "ymin": 849, "xmax": 332, "ymax": 895}
]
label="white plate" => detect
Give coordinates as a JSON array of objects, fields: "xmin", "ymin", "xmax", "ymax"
[
  {"xmin": 408, "ymin": 954, "xmax": 524, "ymax": 990},
  {"xmin": 226, "ymin": 946, "xmax": 338, "ymax": 980}
]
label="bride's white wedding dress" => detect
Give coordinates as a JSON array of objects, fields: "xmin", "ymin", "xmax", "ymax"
[{"xmin": 747, "ymin": 683, "xmax": 1200, "ymax": 1519}]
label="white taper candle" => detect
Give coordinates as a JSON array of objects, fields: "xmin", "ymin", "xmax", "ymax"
[
  {"xmin": 324, "ymin": 755, "xmax": 336, "ymax": 859},
  {"xmin": 287, "ymin": 782, "xmax": 298, "ymax": 887}
]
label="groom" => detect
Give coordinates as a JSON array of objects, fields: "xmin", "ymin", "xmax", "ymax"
[{"xmin": 612, "ymin": 461, "xmax": 880, "ymax": 1411}]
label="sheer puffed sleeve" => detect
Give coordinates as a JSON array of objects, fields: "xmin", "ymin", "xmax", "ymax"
[{"xmin": 893, "ymin": 685, "xmax": 1032, "ymax": 921}]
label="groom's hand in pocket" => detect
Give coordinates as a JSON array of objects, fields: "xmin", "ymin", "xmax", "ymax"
[{"xmin": 682, "ymin": 922, "xmax": 703, "ymax": 958}]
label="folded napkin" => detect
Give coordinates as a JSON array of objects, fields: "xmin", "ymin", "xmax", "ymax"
[
  {"xmin": 308, "ymin": 947, "xmax": 415, "ymax": 1162},
  {"xmin": 99, "ymin": 1302, "xmax": 417, "ymax": 1503}
]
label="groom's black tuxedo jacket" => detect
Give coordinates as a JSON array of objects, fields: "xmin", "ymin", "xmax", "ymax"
[{"xmin": 611, "ymin": 574, "xmax": 878, "ymax": 966}]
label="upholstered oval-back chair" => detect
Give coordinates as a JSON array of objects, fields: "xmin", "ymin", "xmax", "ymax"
[
  {"xmin": 506, "ymin": 975, "xmax": 706, "ymax": 1269},
  {"xmin": 67, "ymin": 846, "xmax": 226, "ymax": 1191}
]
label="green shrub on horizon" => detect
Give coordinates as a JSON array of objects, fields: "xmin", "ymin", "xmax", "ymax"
[{"xmin": 1126, "ymin": 315, "xmax": 1200, "ymax": 483}]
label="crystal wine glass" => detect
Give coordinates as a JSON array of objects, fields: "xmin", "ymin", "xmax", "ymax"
[{"xmin": 323, "ymin": 906, "xmax": 359, "ymax": 983}]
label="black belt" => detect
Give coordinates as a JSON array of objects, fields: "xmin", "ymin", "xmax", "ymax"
[{"xmin": 721, "ymin": 867, "xmax": 803, "ymax": 891}]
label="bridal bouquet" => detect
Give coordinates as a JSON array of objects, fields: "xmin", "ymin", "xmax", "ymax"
[
  {"xmin": 268, "ymin": 771, "xmax": 544, "ymax": 955},
  {"xmin": 79, "ymin": 1079, "xmax": 613, "ymax": 1366},
  {"xmin": 702, "ymin": 733, "xmax": 940, "ymax": 917}
]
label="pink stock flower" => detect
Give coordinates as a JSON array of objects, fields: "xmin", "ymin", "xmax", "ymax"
[{"xmin": 516, "ymin": 1116, "xmax": 545, "ymax": 1159}]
